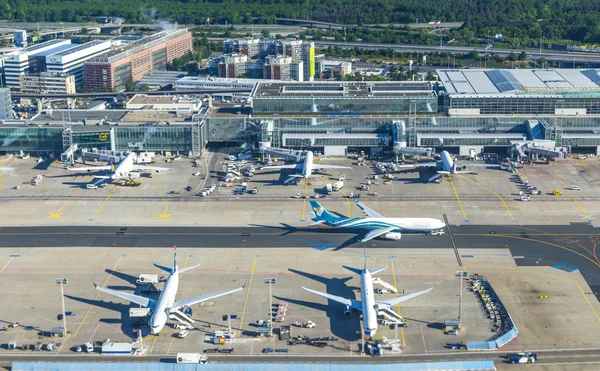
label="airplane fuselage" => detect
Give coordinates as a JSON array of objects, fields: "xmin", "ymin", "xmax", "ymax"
[
  {"xmin": 112, "ymin": 153, "xmax": 138, "ymax": 180},
  {"xmin": 328, "ymin": 217, "xmax": 446, "ymax": 233},
  {"xmin": 149, "ymin": 268, "xmax": 179, "ymax": 334},
  {"xmin": 361, "ymin": 269, "xmax": 378, "ymax": 336},
  {"xmin": 302, "ymin": 151, "xmax": 314, "ymax": 178},
  {"xmin": 440, "ymin": 150, "xmax": 455, "ymax": 173}
]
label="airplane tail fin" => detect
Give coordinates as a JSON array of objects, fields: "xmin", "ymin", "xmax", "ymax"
[
  {"xmin": 173, "ymin": 245, "xmax": 177, "ymax": 272},
  {"xmin": 110, "ymin": 163, "xmax": 115, "ymax": 172},
  {"xmin": 309, "ymin": 201, "xmax": 344, "ymax": 224}
]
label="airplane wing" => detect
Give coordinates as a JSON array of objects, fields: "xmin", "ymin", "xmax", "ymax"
[
  {"xmin": 0, "ymin": 167, "xmax": 15, "ymax": 171},
  {"xmin": 262, "ymin": 164, "xmax": 301, "ymax": 170},
  {"xmin": 94, "ymin": 284, "xmax": 156, "ymax": 309},
  {"xmin": 455, "ymin": 162, "xmax": 500, "ymax": 168},
  {"xmin": 360, "ymin": 226, "xmax": 396, "ymax": 242},
  {"xmin": 301, "ymin": 286, "xmax": 362, "ymax": 310},
  {"xmin": 68, "ymin": 166, "xmax": 112, "ymax": 172},
  {"xmin": 396, "ymin": 162, "xmax": 438, "ymax": 168},
  {"xmin": 354, "ymin": 201, "xmax": 384, "ymax": 218},
  {"xmin": 376, "ymin": 287, "xmax": 433, "ymax": 306},
  {"xmin": 131, "ymin": 165, "xmax": 171, "ymax": 172},
  {"xmin": 171, "ymin": 285, "xmax": 245, "ymax": 310},
  {"xmin": 315, "ymin": 164, "xmax": 352, "ymax": 170}
]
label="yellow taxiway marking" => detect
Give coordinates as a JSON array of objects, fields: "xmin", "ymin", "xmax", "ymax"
[
  {"xmin": 578, "ymin": 160, "xmax": 600, "ymax": 185},
  {"xmin": 90, "ymin": 185, "xmax": 118, "ymax": 220},
  {"xmin": 464, "ymin": 264, "xmax": 600, "ymax": 324},
  {"xmin": 152, "ymin": 175, "xmax": 171, "ymax": 219},
  {"xmin": 237, "ymin": 257, "xmax": 257, "ymax": 337},
  {"xmin": 457, "ymin": 174, "xmax": 516, "ymax": 222},
  {"xmin": 179, "ymin": 256, "xmax": 190, "ymax": 277},
  {"xmin": 447, "ymin": 175, "xmax": 468, "ymax": 221},
  {"xmin": 149, "ymin": 335, "xmax": 159, "ymax": 354},
  {"xmin": 555, "ymin": 174, "xmax": 593, "ymax": 222},
  {"xmin": 390, "ymin": 258, "xmax": 406, "ymax": 346},
  {"xmin": 74, "ymin": 257, "xmax": 123, "ymax": 337},
  {"xmin": 301, "ymin": 178, "xmax": 309, "ymax": 221},
  {"xmin": 47, "ymin": 188, "xmax": 80, "ymax": 219}
]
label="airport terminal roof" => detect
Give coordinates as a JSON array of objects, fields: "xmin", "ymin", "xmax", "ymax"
[
  {"xmin": 437, "ymin": 68, "xmax": 600, "ymax": 95},
  {"xmin": 253, "ymin": 81, "xmax": 436, "ymax": 98}
]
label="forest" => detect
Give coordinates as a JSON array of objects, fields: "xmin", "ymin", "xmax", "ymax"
[{"xmin": 2, "ymin": 0, "xmax": 600, "ymax": 44}]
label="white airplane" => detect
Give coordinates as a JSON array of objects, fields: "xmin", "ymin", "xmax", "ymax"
[
  {"xmin": 95, "ymin": 246, "xmax": 245, "ymax": 335},
  {"xmin": 262, "ymin": 151, "xmax": 351, "ymax": 184},
  {"xmin": 310, "ymin": 200, "xmax": 445, "ymax": 242},
  {"xmin": 68, "ymin": 152, "xmax": 171, "ymax": 182},
  {"xmin": 399, "ymin": 150, "xmax": 500, "ymax": 182},
  {"xmin": 302, "ymin": 262, "xmax": 432, "ymax": 337}
]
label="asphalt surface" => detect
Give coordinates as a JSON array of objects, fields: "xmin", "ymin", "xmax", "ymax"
[{"xmin": 1, "ymin": 224, "xmax": 599, "ymax": 294}]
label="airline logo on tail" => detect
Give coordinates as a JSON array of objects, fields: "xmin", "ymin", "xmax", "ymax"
[{"xmin": 313, "ymin": 206, "xmax": 323, "ymax": 217}]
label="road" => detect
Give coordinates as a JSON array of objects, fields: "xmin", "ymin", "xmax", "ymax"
[{"xmin": 2, "ymin": 347, "xmax": 600, "ymax": 367}]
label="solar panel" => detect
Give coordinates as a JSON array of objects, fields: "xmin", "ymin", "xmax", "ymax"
[
  {"xmin": 581, "ymin": 70, "xmax": 600, "ymax": 86},
  {"xmin": 485, "ymin": 70, "xmax": 523, "ymax": 92}
]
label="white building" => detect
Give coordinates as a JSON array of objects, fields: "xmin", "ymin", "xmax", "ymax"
[
  {"xmin": 125, "ymin": 94, "xmax": 202, "ymax": 113},
  {"xmin": 0, "ymin": 88, "xmax": 11, "ymax": 119},
  {"xmin": 46, "ymin": 40, "xmax": 112, "ymax": 87},
  {"xmin": 175, "ymin": 76, "xmax": 259, "ymax": 100},
  {"xmin": 20, "ymin": 72, "xmax": 76, "ymax": 94},
  {"xmin": 4, "ymin": 39, "xmax": 72, "ymax": 88}
]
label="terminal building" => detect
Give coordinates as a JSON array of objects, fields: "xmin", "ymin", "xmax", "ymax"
[{"xmin": 4, "ymin": 69, "xmax": 600, "ymax": 157}]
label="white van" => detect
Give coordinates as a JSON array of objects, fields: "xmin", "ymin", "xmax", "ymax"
[{"xmin": 86, "ymin": 184, "xmax": 98, "ymax": 189}]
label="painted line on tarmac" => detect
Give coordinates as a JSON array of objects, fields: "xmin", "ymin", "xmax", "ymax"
[
  {"xmin": 554, "ymin": 174, "xmax": 594, "ymax": 222},
  {"xmin": 74, "ymin": 256, "xmax": 123, "ymax": 338},
  {"xmin": 47, "ymin": 188, "xmax": 80, "ymax": 219},
  {"xmin": 237, "ymin": 257, "xmax": 258, "ymax": 338},
  {"xmin": 390, "ymin": 258, "xmax": 406, "ymax": 346},
  {"xmin": 457, "ymin": 174, "xmax": 516, "ymax": 222},
  {"xmin": 447, "ymin": 175, "xmax": 469, "ymax": 222},
  {"xmin": 578, "ymin": 159, "xmax": 600, "ymax": 185},
  {"xmin": 89, "ymin": 185, "xmax": 118, "ymax": 221},
  {"xmin": 152, "ymin": 174, "xmax": 171, "ymax": 220}
]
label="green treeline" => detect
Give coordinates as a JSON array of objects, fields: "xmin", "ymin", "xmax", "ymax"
[{"xmin": 2, "ymin": 0, "xmax": 600, "ymax": 44}]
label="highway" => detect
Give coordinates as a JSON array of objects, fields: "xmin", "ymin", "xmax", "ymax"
[
  {"xmin": 205, "ymin": 37, "xmax": 600, "ymax": 64},
  {"xmin": 1, "ymin": 347, "xmax": 599, "ymax": 367}
]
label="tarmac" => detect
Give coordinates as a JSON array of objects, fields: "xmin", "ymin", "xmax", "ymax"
[{"xmin": 1, "ymin": 149, "xmax": 600, "ymax": 370}]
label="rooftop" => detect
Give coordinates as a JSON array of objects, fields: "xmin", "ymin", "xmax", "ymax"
[
  {"xmin": 17, "ymin": 39, "xmax": 69, "ymax": 55},
  {"xmin": 34, "ymin": 44, "xmax": 77, "ymax": 57},
  {"xmin": 438, "ymin": 68, "xmax": 600, "ymax": 96},
  {"xmin": 48, "ymin": 40, "xmax": 109, "ymax": 58},
  {"xmin": 253, "ymin": 81, "xmax": 435, "ymax": 98},
  {"xmin": 127, "ymin": 94, "xmax": 200, "ymax": 106}
]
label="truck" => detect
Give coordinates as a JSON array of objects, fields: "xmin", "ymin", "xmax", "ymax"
[
  {"xmin": 136, "ymin": 274, "xmax": 159, "ymax": 285},
  {"xmin": 176, "ymin": 353, "xmax": 207, "ymax": 364},
  {"xmin": 325, "ymin": 183, "xmax": 332, "ymax": 195},
  {"xmin": 83, "ymin": 342, "xmax": 94, "ymax": 352},
  {"xmin": 333, "ymin": 180, "xmax": 344, "ymax": 191}
]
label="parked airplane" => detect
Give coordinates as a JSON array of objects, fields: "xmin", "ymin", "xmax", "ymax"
[
  {"xmin": 399, "ymin": 150, "xmax": 500, "ymax": 182},
  {"xmin": 309, "ymin": 200, "xmax": 445, "ymax": 242},
  {"xmin": 68, "ymin": 152, "xmax": 171, "ymax": 182},
  {"xmin": 262, "ymin": 151, "xmax": 351, "ymax": 184},
  {"xmin": 302, "ymin": 261, "xmax": 432, "ymax": 336},
  {"xmin": 95, "ymin": 246, "xmax": 245, "ymax": 335}
]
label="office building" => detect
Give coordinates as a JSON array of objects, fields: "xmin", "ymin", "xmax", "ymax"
[
  {"xmin": 301, "ymin": 42, "xmax": 315, "ymax": 81},
  {"xmin": 0, "ymin": 88, "xmax": 11, "ymax": 119},
  {"xmin": 215, "ymin": 54, "xmax": 248, "ymax": 78},
  {"xmin": 4, "ymin": 39, "xmax": 72, "ymax": 88},
  {"xmin": 290, "ymin": 61, "xmax": 304, "ymax": 82},
  {"xmin": 19, "ymin": 72, "xmax": 76, "ymax": 95},
  {"xmin": 263, "ymin": 55, "xmax": 293, "ymax": 80},
  {"xmin": 13, "ymin": 30, "xmax": 27, "ymax": 48},
  {"xmin": 316, "ymin": 59, "xmax": 352, "ymax": 78},
  {"xmin": 83, "ymin": 29, "xmax": 192, "ymax": 92},
  {"xmin": 46, "ymin": 40, "xmax": 112, "ymax": 87}
]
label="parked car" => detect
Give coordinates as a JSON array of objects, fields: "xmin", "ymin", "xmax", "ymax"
[{"xmin": 571, "ymin": 185, "xmax": 581, "ymax": 190}]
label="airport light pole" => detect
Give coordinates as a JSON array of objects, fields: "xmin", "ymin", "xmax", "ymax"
[
  {"xmin": 264, "ymin": 278, "xmax": 276, "ymax": 337},
  {"xmin": 55, "ymin": 278, "xmax": 68, "ymax": 337}
]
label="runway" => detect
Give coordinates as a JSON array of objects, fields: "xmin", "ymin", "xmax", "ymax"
[{"xmin": 1, "ymin": 224, "xmax": 599, "ymax": 293}]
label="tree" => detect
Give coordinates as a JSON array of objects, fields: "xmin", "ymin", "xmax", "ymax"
[
  {"xmin": 261, "ymin": 29, "xmax": 270, "ymax": 38},
  {"xmin": 125, "ymin": 79, "xmax": 135, "ymax": 91},
  {"xmin": 140, "ymin": 83, "xmax": 150, "ymax": 92},
  {"xmin": 508, "ymin": 52, "xmax": 517, "ymax": 61},
  {"xmin": 467, "ymin": 50, "xmax": 479, "ymax": 59},
  {"xmin": 518, "ymin": 51, "xmax": 527, "ymax": 61}
]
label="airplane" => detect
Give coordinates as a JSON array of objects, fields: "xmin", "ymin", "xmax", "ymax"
[
  {"xmin": 302, "ymin": 260, "xmax": 432, "ymax": 336},
  {"xmin": 262, "ymin": 151, "xmax": 351, "ymax": 184},
  {"xmin": 398, "ymin": 150, "xmax": 500, "ymax": 182},
  {"xmin": 309, "ymin": 200, "xmax": 445, "ymax": 242},
  {"xmin": 94, "ymin": 246, "xmax": 245, "ymax": 335},
  {"xmin": 68, "ymin": 152, "xmax": 171, "ymax": 182}
]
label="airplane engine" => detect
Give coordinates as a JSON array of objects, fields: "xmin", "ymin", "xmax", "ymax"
[
  {"xmin": 461, "ymin": 165, "xmax": 467, "ymax": 169},
  {"xmin": 344, "ymin": 305, "xmax": 352, "ymax": 318},
  {"xmin": 384, "ymin": 232, "xmax": 402, "ymax": 240},
  {"xmin": 156, "ymin": 170, "xmax": 160, "ymax": 173},
  {"xmin": 87, "ymin": 169, "xmax": 92, "ymax": 173}
]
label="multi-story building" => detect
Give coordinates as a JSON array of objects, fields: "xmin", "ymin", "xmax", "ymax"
[
  {"xmin": 216, "ymin": 54, "xmax": 248, "ymax": 78},
  {"xmin": 276, "ymin": 39, "xmax": 303, "ymax": 61},
  {"xmin": 46, "ymin": 40, "xmax": 112, "ymax": 87},
  {"xmin": 301, "ymin": 42, "xmax": 315, "ymax": 81},
  {"xmin": 263, "ymin": 55, "xmax": 293, "ymax": 81},
  {"xmin": 19, "ymin": 72, "xmax": 76, "ymax": 95},
  {"xmin": 0, "ymin": 88, "xmax": 11, "ymax": 119},
  {"xmin": 316, "ymin": 59, "xmax": 352, "ymax": 78},
  {"xmin": 4, "ymin": 39, "xmax": 72, "ymax": 88},
  {"xmin": 83, "ymin": 29, "xmax": 192, "ymax": 92},
  {"xmin": 13, "ymin": 30, "xmax": 27, "ymax": 48},
  {"xmin": 290, "ymin": 61, "xmax": 304, "ymax": 82}
]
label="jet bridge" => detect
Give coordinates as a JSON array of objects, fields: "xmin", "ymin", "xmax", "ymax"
[{"xmin": 81, "ymin": 149, "xmax": 127, "ymax": 164}]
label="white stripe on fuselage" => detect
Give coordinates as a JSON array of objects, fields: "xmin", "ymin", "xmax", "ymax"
[
  {"xmin": 335, "ymin": 217, "xmax": 446, "ymax": 232},
  {"xmin": 361, "ymin": 269, "xmax": 378, "ymax": 336}
]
